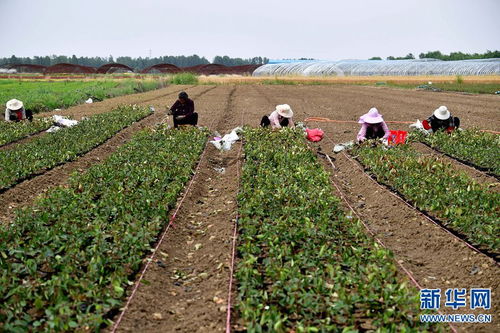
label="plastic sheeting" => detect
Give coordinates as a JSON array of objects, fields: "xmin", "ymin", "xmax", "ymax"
[{"xmin": 253, "ymin": 58, "xmax": 500, "ymax": 76}]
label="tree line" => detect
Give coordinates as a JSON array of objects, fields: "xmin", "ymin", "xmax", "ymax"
[
  {"xmin": 0, "ymin": 55, "xmax": 269, "ymax": 69},
  {"xmin": 369, "ymin": 50, "xmax": 500, "ymax": 61}
]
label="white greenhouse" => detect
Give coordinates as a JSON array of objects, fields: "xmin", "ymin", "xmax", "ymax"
[{"xmin": 253, "ymin": 58, "xmax": 500, "ymax": 76}]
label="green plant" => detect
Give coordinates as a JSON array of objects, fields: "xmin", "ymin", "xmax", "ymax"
[
  {"xmin": 414, "ymin": 129, "xmax": 500, "ymax": 176},
  {"xmin": 0, "ymin": 105, "xmax": 151, "ymax": 191},
  {"xmin": 236, "ymin": 128, "xmax": 432, "ymax": 331},
  {"xmin": 170, "ymin": 72, "xmax": 198, "ymax": 85},
  {"xmin": 0, "ymin": 126, "xmax": 207, "ymax": 331},
  {"xmin": 455, "ymin": 75, "xmax": 464, "ymax": 84},
  {"xmin": 352, "ymin": 143, "xmax": 499, "ymax": 252},
  {"xmin": 0, "ymin": 118, "xmax": 52, "ymax": 146}
]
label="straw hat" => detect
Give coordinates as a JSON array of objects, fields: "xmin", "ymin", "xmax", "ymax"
[
  {"xmin": 433, "ymin": 106, "xmax": 450, "ymax": 120},
  {"xmin": 275, "ymin": 104, "xmax": 293, "ymax": 118},
  {"xmin": 6, "ymin": 99, "xmax": 23, "ymax": 111},
  {"xmin": 358, "ymin": 107, "xmax": 384, "ymax": 124}
]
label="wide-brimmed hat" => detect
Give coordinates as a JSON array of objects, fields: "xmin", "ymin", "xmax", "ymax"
[
  {"xmin": 6, "ymin": 99, "xmax": 23, "ymax": 110},
  {"xmin": 276, "ymin": 104, "xmax": 293, "ymax": 118},
  {"xmin": 359, "ymin": 107, "xmax": 384, "ymax": 124},
  {"xmin": 433, "ymin": 106, "xmax": 450, "ymax": 120}
]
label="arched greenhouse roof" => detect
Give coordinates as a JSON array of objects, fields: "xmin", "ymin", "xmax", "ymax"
[{"xmin": 253, "ymin": 58, "xmax": 500, "ymax": 76}]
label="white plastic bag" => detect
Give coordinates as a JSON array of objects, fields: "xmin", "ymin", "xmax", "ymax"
[
  {"xmin": 210, "ymin": 127, "xmax": 241, "ymax": 151},
  {"xmin": 409, "ymin": 119, "xmax": 431, "ymax": 135},
  {"xmin": 85, "ymin": 98, "xmax": 93, "ymax": 104},
  {"xmin": 46, "ymin": 126, "xmax": 61, "ymax": 133},
  {"xmin": 53, "ymin": 115, "xmax": 78, "ymax": 128},
  {"xmin": 333, "ymin": 141, "xmax": 354, "ymax": 153}
]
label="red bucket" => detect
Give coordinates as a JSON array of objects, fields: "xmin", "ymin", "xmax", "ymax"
[{"xmin": 388, "ymin": 130, "xmax": 407, "ymax": 145}]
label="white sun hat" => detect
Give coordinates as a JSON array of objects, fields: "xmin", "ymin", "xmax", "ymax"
[
  {"xmin": 6, "ymin": 99, "xmax": 24, "ymax": 111},
  {"xmin": 433, "ymin": 106, "xmax": 451, "ymax": 120},
  {"xmin": 275, "ymin": 104, "xmax": 293, "ymax": 118}
]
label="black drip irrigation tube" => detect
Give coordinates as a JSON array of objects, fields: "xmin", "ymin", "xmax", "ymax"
[
  {"xmin": 348, "ymin": 153, "xmax": 499, "ymax": 264},
  {"xmin": 420, "ymin": 141, "xmax": 500, "ymax": 181}
]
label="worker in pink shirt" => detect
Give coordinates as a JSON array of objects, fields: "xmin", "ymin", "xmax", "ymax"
[
  {"xmin": 357, "ymin": 108, "xmax": 390, "ymax": 142},
  {"xmin": 260, "ymin": 104, "xmax": 295, "ymax": 129}
]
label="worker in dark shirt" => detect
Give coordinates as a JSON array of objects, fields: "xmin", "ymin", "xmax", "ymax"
[
  {"xmin": 422, "ymin": 106, "xmax": 460, "ymax": 133},
  {"xmin": 168, "ymin": 91, "xmax": 198, "ymax": 128}
]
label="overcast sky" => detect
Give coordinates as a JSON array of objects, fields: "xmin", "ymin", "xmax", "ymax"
[{"xmin": 1, "ymin": 0, "xmax": 499, "ymax": 61}]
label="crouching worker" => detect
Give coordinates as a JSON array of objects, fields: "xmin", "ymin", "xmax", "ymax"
[
  {"xmin": 169, "ymin": 92, "xmax": 198, "ymax": 128},
  {"xmin": 261, "ymin": 104, "xmax": 295, "ymax": 129},
  {"xmin": 5, "ymin": 99, "xmax": 33, "ymax": 122},
  {"xmin": 357, "ymin": 107, "xmax": 389, "ymax": 142},
  {"xmin": 423, "ymin": 106, "xmax": 460, "ymax": 133}
]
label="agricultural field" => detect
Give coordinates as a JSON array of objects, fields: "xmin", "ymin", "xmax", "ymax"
[{"xmin": 0, "ymin": 82, "xmax": 498, "ymax": 332}]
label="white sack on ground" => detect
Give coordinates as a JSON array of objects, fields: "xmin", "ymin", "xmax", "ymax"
[
  {"xmin": 46, "ymin": 115, "xmax": 79, "ymax": 132},
  {"xmin": 53, "ymin": 115, "xmax": 78, "ymax": 128},
  {"xmin": 210, "ymin": 127, "xmax": 242, "ymax": 151}
]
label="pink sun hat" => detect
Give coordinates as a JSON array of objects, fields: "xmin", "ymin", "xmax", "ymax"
[{"xmin": 358, "ymin": 107, "xmax": 384, "ymax": 124}]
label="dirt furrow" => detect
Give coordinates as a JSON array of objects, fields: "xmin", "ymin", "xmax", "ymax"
[
  {"xmin": 0, "ymin": 85, "xmax": 210, "ymax": 224},
  {"xmin": 113, "ymin": 85, "xmax": 241, "ymax": 332}
]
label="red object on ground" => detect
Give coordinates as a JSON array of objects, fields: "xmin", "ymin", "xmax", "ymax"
[
  {"xmin": 16, "ymin": 110, "xmax": 23, "ymax": 121},
  {"xmin": 422, "ymin": 119, "xmax": 431, "ymax": 130},
  {"xmin": 388, "ymin": 130, "xmax": 408, "ymax": 145},
  {"xmin": 306, "ymin": 128, "xmax": 324, "ymax": 142}
]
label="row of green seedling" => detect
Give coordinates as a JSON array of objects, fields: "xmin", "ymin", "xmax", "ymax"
[
  {"xmin": 0, "ymin": 126, "xmax": 208, "ymax": 331},
  {"xmin": 236, "ymin": 128, "xmax": 431, "ymax": 331},
  {"xmin": 0, "ymin": 105, "xmax": 151, "ymax": 191},
  {"xmin": 416, "ymin": 129, "xmax": 500, "ymax": 177},
  {"xmin": 0, "ymin": 118, "xmax": 52, "ymax": 146},
  {"xmin": 352, "ymin": 142, "xmax": 499, "ymax": 255},
  {"xmin": 0, "ymin": 79, "xmax": 163, "ymax": 113}
]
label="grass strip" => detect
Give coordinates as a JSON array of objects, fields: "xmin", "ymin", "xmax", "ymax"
[
  {"xmin": 236, "ymin": 128, "xmax": 431, "ymax": 331},
  {"xmin": 0, "ymin": 79, "xmax": 163, "ymax": 113},
  {"xmin": 0, "ymin": 126, "xmax": 207, "ymax": 331}
]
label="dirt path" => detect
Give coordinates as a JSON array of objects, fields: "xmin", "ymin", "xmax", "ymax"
[
  {"xmin": 112, "ymin": 85, "xmax": 243, "ymax": 332},
  {"xmin": 252, "ymin": 85, "xmax": 500, "ymax": 332},
  {"xmin": 0, "ymin": 85, "xmax": 211, "ymax": 224}
]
